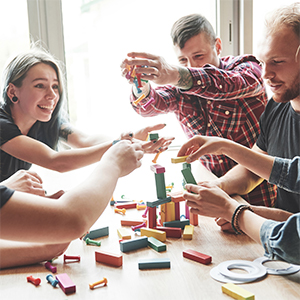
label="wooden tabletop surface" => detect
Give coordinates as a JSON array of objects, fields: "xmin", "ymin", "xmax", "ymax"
[{"xmin": 1, "ymin": 150, "xmax": 299, "ymax": 299}]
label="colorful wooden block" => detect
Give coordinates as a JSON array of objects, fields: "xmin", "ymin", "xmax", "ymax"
[
  {"xmin": 115, "ymin": 202, "xmax": 137, "ymax": 209},
  {"xmin": 147, "ymin": 236, "xmax": 167, "ymax": 252},
  {"xmin": 167, "ymin": 190, "xmax": 185, "ymax": 203},
  {"xmin": 121, "ymin": 219, "xmax": 146, "ymax": 227},
  {"xmin": 83, "ymin": 226, "xmax": 109, "ymax": 240},
  {"xmin": 150, "ymin": 164, "xmax": 165, "ymax": 174},
  {"xmin": 56, "ymin": 273, "xmax": 76, "ymax": 295},
  {"xmin": 138, "ymin": 258, "xmax": 171, "ymax": 270},
  {"xmin": 155, "ymin": 226, "xmax": 182, "ymax": 238},
  {"xmin": 163, "ymin": 219, "xmax": 190, "ymax": 229},
  {"xmin": 95, "ymin": 250, "xmax": 123, "ymax": 267},
  {"xmin": 181, "ymin": 168, "xmax": 197, "ymax": 185},
  {"xmin": 154, "ymin": 172, "xmax": 167, "ymax": 199},
  {"xmin": 221, "ymin": 283, "xmax": 255, "ymax": 300},
  {"xmin": 148, "ymin": 206, "xmax": 157, "ymax": 228},
  {"xmin": 117, "ymin": 228, "xmax": 131, "ymax": 240},
  {"xmin": 171, "ymin": 156, "xmax": 189, "ymax": 164},
  {"xmin": 165, "ymin": 201, "xmax": 175, "ymax": 222},
  {"xmin": 120, "ymin": 236, "xmax": 148, "ymax": 252},
  {"xmin": 27, "ymin": 275, "xmax": 41, "ymax": 286},
  {"xmin": 183, "ymin": 225, "xmax": 194, "ymax": 240},
  {"xmin": 189, "ymin": 212, "xmax": 199, "ymax": 226},
  {"xmin": 149, "ymin": 133, "xmax": 159, "ymax": 141},
  {"xmin": 183, "ymin": 249, "xmax": 212, "ymax": 265},
  {"xmin": 140, "ymin": 227, "xmax": 166, "ymax": 242},
  {"xmin": 147, "ymin": 196, "xmax": 171, "ymax": 208}
]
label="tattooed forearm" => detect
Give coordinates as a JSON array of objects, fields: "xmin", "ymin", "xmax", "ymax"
[
  {"xmin": 59, "ymin": 125, "xmax": 74, "ymax": 142},
  {"xmin": 176, "ymin": 67, "xmax": 193, "ymax": 90}
]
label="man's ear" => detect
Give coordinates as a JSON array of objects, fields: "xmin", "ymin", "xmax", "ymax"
[{"xmin": 215, "ymin": 38, "xmax": 222, "ymax": 56}]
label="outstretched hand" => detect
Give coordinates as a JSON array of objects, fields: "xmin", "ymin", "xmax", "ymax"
[
  {"xmin": 177, "ymin": 136, "xmax": 227, "ymax": 163},
  {"xmin": 121, "ymin": 52, "xmax": 179, "ymax": 86}
]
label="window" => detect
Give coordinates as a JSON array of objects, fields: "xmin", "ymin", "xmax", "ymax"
[
  {"xmin": 61, "ymin": 0, "xmax": 216, "ymax": 144},
  {"xmin": 0, "ymin": 0, "xmax": 30, "ymax": 84}
]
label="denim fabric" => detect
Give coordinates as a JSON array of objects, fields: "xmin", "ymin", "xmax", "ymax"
[
  {"xmin": 269, "ymin": 157, "xmax": 300, "ymax": 194},
  {"xmin": 260, "ymin": 213, "xmax": 300, "ymax": 265}
]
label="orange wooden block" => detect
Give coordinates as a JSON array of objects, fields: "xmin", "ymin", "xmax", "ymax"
[
  {"xmin": 167, "ymin": 191, "xmax": 185, "ymax": 203},
  {"xmin": 95, "ymin": 250, "xmax": 123, "ymax": 267},
  {"xmin": 121, "ymin": 219, "xmax": 146, "ymax": 226}
]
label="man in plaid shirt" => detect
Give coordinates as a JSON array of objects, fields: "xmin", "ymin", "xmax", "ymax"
[{"xmin": 121, "ymin": 14, "xmax": 276, "ymax": 208}]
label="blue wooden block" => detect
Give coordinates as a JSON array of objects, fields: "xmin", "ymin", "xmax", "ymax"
[
  {"xmin": 120, "ymin": 236, "xmax": 148, "ymax": 252},
  {"xmin": 138, "ymin": 258, "xmax": 171, "ymax": 269},
  {"xmin": 146, "ymin": 196, "xmax": 171, "ymax": 208},
  {"xmin": 83, "ymin": 226, "xmax": 109, "ymax": 240},
  {"xmin": 163, "ymin": 219, "xmax": 190, "ymax": 229}
]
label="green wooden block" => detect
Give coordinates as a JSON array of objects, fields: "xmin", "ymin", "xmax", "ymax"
[
  {"xmin": 155, "ymin": 173, "xmax": 167, "ymax": 199},
  {"xmin": 148, "ymin": 236, "xmax": 167, "ymax": 252},
  {"xmin": 181, "ymin": 168, "xmax": 197, "ymax": 185}
]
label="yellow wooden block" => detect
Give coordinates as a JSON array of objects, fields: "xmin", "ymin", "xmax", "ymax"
[
  {"xmin": 117, "ymin": 228, "xmax": 131, "ymax": 240},
  {"xmin": 222, "ymin": 283, "xmax": 255, "ymax": 300},
  {"xmin": 165, "ymin": 202, "xmax": 175, "ymax": 222},
  {"xmin": 140, "ymin": 228, "xmax": 166, "ymax": 242},
  {"xmin": 160, "ymin": 204, "xmax": 166, "ymax": 224},
  {"xmin": 171, "ymin": 156, "xmax": 188, "ymax": 164},
  {"xmin": 183, "ymin": 225, "xmax": 194, "ymax": 240}
]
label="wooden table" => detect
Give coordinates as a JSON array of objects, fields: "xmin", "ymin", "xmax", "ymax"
[{"xmin": 1, "ymin": 150, "xmax": 299, "ymax": 299}]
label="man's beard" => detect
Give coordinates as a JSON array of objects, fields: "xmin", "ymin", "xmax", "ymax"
[{"xmin": 273, "ymin": 73, "xmax": 300, "ymax": 103}]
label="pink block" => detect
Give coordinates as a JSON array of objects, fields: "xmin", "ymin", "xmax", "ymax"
[
  {"xmin": 150, "ymin": 164, "xmax": 165, "ymax": 174},
  {"xmin": 56, "ymin": 273, "xmax": 76, "ymax": 294}
]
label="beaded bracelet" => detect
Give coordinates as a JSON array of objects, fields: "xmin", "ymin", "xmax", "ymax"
[{"xmin": 231, "ymin": 204, "xmax": 253, "ymax": 235}]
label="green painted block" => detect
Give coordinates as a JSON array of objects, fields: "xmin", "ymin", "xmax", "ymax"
[
  {"xmin": 148, "ymin": 237, "xmax": 167, "ymax": 252},
  {"xmin": 155, "ymin": 173, "xmax": 167, "ymax": 199},
  {"xmin": 181, "ymin": 168, "xmax": 197, "ymax": 185},
  {"xmin": 146, "ymin": 196, "xmax": 171, "ymax": 208}
]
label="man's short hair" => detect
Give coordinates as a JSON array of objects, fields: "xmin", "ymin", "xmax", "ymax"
[
  {"xmin": 171, "ymin": 14, "xmax": 216, "ymax": 49},
  {"xmin": 265, "ymin": 3, "xmax": 300, "ymax": 40}
]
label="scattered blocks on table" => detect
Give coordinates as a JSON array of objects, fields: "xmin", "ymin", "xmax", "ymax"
[
  {"xmin": 146, "ymin": 196, "xmax": 171, "ymax": 208},
  {"xmin": 27, "ymin": 275, "xmax": 41, "ymax": 286},
  {"xmin": 120, "ymin": 236, "xmax": 148, "ymax": 252},
  {"xmin": 83, "ymin": 226, "xmax": 109, "ymax": 240},
  {"xmin": 95, "ymin": 250, "xmax": 123, "ymax": 267},
  {"xmin": 115, "ymin": 202, "xmax": 137, "ymax": 209},
  {"xmin": 138, "ymin": 258, "xmax": 171, "ymax": 270},
  {"xmin": 117, "ymin": 228, "xmax": 132, "ymax": 240},
  {"xmin": 221, "ymin": 283, "xmax": 255, "ymax": 300},
  {"xmin": 56, "ymin": 273, "xmax": 76, "ymax": 295},
  {"xmin": 140, "ymin": 227, "xmax": 166, "ymax": 242},
  {"xmin": 155, "ymin": 226, "xmax": 182, "ymax": 238},
  {"xmin": 183, "ymin": 249, "xmax": 212, "ymax": 265},
  {"xmin": 148, "ymin": 236, "xmax": 166, "ymax": 252},
  {"xmin": 150, "ymin": 164, "xmax": 165, "ymax": 174},
  {"xmin": 45, "ymin": 261, "xmax": 57, "ymax": 273},
  {"xmin": 163, "ymin": 219, "xmax": 190, "ymax": 229},
  {"xmin": 183, "ymin": 225, "xmax": 194, "ymax": 240},
  {"xmin": 171, "ymin": 156, "xmax": 189, "ymax": 164},
  {"xmin": 46, "ymin": 274, "xmax": 59, "ymax": 287},
  {"xmin": 63, "ymin": 254, "xmax": 80, "ymax": 263},
  {"xmin": 89, "ymin": 277, "xmax": 108, "ymax": 290}
]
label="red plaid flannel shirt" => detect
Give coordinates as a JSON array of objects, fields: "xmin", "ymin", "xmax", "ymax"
[{"xmin": 131, "ymin": 55, "xmax": 277, "ymax": 207}]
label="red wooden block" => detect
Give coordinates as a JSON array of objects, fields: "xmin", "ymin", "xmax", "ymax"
[
  {"xmin": 115, "ymin": 202, "xmax": 137, "ymax": 209},
  {"xmin": 167, "ymin": 191, "xmax": 185, "ymax": 203},
  {"xmin": 183, "ymin": 249, "xmax": 211, "ymax": 265},
  {"xmin": 148, "ymin": 206, "xmax": 157, "ymax": 228},
  {"xmin": 56, "ymin": 273, "xmax": 76, "ymax": 294},
  {"xmin": 95, "ymin": 250, "xmax": 123, "ymax": 267},
  {"xmin": 121, "ymin": 219, "xmax": 145, "ymax": 226},
  {"xmin": 155, "ymin": 226, "xmax": 182, "ymax": 238},
  {"xmin": 190, "ymin": 212, "xmax": 199, "ymax": 226}
]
